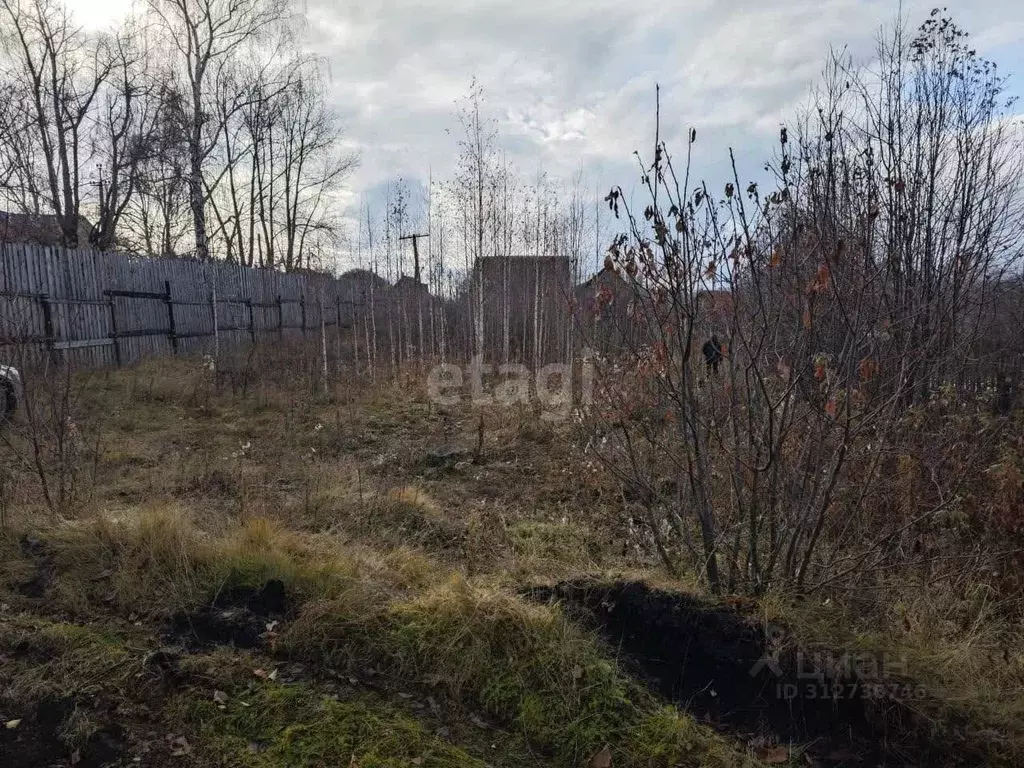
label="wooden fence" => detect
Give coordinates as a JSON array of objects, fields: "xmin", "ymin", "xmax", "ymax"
[{"xmin": 0, "ymin": 243, "xmax": 363, "ymax": 368}]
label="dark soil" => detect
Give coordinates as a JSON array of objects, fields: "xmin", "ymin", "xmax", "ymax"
[
  {"xmin": 167, "ymin": 578, "xmax": 289, "ymax": 649},
  {"xmin": 531, "ymin": 580, "xmax": 975, "ymax": 767},
  {"xmin": 0, "ymin": 696, "xmax": 125, "ymax": 768},
  {"xmin": 1, "ymin": 581, "xmax": 290, "ymax": 768},
  {"xmin": 16, "ymin": 535, "xmax": 55, "ymax": 598}
]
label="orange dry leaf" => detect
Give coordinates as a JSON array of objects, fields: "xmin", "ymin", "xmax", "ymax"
[
  {"xmin": 807, "ymin": 262, "xmax": 831, "ymax": 294},
  {"xmin": 825, "ymin": 397, "xmax": 838, "ymax": 418},
  {"xmin": 859, "ymin": 357, "xmax": 879, "ymax": 382}
]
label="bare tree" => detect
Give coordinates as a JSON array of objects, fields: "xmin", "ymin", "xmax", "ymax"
[
  {"xmin": 90, "ymin": 21, "xmax": 165, "ymax": 250},
  {"xmin": 145, "ymin": 0, "xmax": 288, "ymax": 260},
  {"xmin": 454, "ymin": 80, "xmax": 496, "ymax": 358},
  {"xmin": 0, "ymin": 0, "xmax": 110, "ymax": 245}
]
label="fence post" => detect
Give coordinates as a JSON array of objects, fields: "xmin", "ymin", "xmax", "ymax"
[
  {"xmin": 247, "ymin": 298, "xmax": 256, "ymax": 343},
  {"xmin": 300, "ymin": 294, "xmax": 307, "ymax": 338},
  {"xmin": 165, "ymin": 280, "xmax": 178, "ymax": 355},
  {"xmin": 210, "ymin": 289, "xmax": 219, "ymax": 362},
  {"xmin": 107, "ymin": 294, "xmax": 121, "ymax": 366},
  {"xmin": 39, "ymin": 294, "xmax": 55, "ymax": 362},
  {"xmin": 277, "ymin": 295, "xmax": 283, "ymax": 339}
]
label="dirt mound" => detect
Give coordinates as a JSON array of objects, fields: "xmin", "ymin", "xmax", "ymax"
[
  {"xmin": 168, "ymin": 578, "xmax": 289, "ymax": 649},
  {"xmin": 531, "ymin": 581, "xmax": 966, "ymax": 766}
]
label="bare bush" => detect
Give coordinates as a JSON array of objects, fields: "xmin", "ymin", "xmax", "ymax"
[{"xmin": 582, "ymin": 12, "xmax": 1024, "ymax": 597}]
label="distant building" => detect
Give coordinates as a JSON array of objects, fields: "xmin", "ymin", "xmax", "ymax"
[
  {"xmin": 472, "ymin": 254, "xmax": 572, "ymax": 363},
  {"xmin": 394, "ymin": 275, "xmax": 429, "ymax": 297},
  {"xmin": 0, "ymin": 212, "xmax": 96, "ymax": 247},
  {"xmin": 573, "ymin": 265, "xmax": 646, "ymax": 353}
]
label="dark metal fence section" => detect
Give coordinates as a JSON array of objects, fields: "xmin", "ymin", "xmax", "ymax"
[{"xmin": 0, "ymin": 243, "xmax": 362, "ymax": 367}]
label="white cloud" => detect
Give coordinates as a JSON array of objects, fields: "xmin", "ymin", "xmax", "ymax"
[{"xmin": 62, "ymin": 0, "xmax": 1024, "ymax": 239}]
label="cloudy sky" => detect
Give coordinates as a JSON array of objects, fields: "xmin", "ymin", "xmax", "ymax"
[
  {"xmin": 299, "ymin": 0, "xmax": 1024, "ymax": 205},
  {"xmin": 70, "ymin": 0, "xmax": 1024, "ymax": 259}
]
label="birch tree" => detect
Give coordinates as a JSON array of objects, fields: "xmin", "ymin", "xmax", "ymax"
[{"xmin": 145, "ymin": 0, "xmax": 288, "ymax": 260}]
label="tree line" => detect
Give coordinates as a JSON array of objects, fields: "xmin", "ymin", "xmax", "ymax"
[
  {"xmin": 348, "ymin": 80, "xmax": 602, "ymax": 373},
  {"xmin": 0, "ymin": 0, "xmax": 356, "ymax": 269}
]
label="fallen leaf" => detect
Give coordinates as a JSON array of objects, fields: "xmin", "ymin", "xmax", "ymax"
[
  {"xmin": 411, "ymin": 759, "xmax": 424, "ymax": 766},
  {"xmin": 70, "ymin": 749, "xmax": 81, "ymax": 765},
  {"xmin": 348, "ymin": 755, "xmax": 360, "ymax": 768},
  {"xmin": 213, "ymin": 690, "xmax": 229, "ymax": 705},
  {"xmin": 267, "ymin": 668, "xmax": 278, "ymax": 681},
  {"xmin": 589, "ymin": 744, "xmax": 613, "ymax": 768},
  {"xmin": 169, "ymin": 735, "xmax": 192, "ymax": 756},
  {"xmin": 5, "ymin": 719, "xmax": 21, "ymax": 730},
  {"xmin": 253, "ymin": 668, "xmax": 268, "ymax": 679},
  {"xmin": 756, "ymin": 745, "xmax": 790, "ymax": 764}
]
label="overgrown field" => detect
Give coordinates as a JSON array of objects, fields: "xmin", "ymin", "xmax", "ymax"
[{"xmin": 1, "ymin": 351, "xmax": 1022, "ymax": 767}]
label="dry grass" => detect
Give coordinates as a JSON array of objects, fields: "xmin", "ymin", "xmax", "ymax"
[
  {"xmin": 749, "ymin": 584, "xmax": 1024, "ymax": 764},
  {"xmin": 2, "ymin": 353, "xmax": 1023, "ymax": 765},
  {"xmin": 1, "ymin": 509, "xmax": 749, "ymax": 767}
]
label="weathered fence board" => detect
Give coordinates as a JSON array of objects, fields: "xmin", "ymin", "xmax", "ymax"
[{"xmin": 0, "ymin": 243, "xmax": 360, "ymax": 367}]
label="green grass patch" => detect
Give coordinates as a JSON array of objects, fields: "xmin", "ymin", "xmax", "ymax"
[
  {"xmin": 4, "ymin": 517, "xmax": 750, "ymax": 767},
  {"xmin": 507, "ymin": 520, "xmax": 597, "ymax": 563},
  {"xmin": 284, "ymin": 577, "xmax": 747, "ymax": 768},
  {"xmin": 185, "ymin": 685, "xmax": 484, "ymax": 768}
]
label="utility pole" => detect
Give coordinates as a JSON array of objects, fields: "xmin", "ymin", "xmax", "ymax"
[
  {"xmin": 398, "ymin": 233, "xmax": 429, "ymax": 284},
  {"xmin": 399, "ymin": 232, "xmax": 430, "ymax": 362}
]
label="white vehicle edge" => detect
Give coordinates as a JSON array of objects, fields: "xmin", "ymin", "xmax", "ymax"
[{"xmin": 1, "ymin": 365, "xmax": 21, "ymax": 424}]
